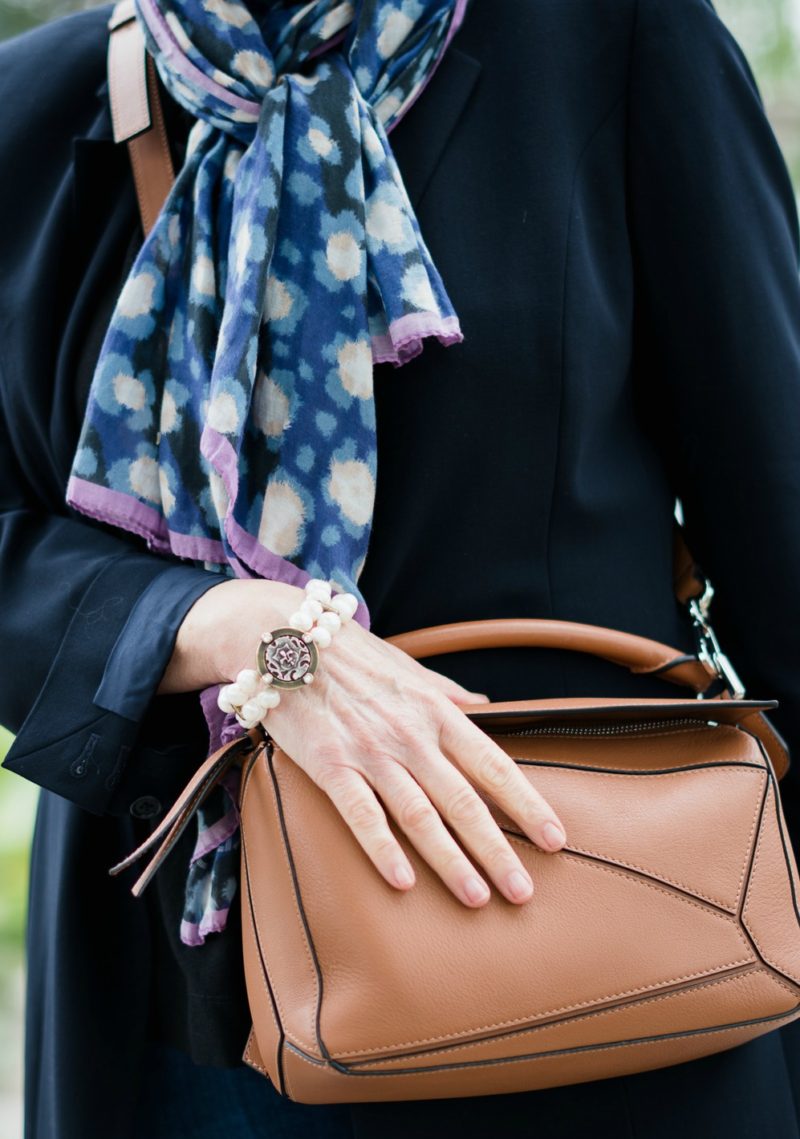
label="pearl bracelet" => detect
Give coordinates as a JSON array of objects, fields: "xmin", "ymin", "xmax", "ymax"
[{"xmin": 217, "ymin": 579, "xmax": 359, "ymax": 731}]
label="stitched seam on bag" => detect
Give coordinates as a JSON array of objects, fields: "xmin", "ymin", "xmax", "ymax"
[
  {"xmin": 743, "ymin": 786, "xmax": 800, "ymax": 987},
  {"xmin": 242, "ymin": 889, "xmax": 284, "ymax": 1046},
  {"xmin": 741, "ymin": 718, "xmax": 785, "ymax": 777},
  {"xmin": 240, "ymin": 795, "xmax": 290, "ymax": 1047},
  {"xmin": 321, "ymin": 850, "xmax": 754, "ymax": 1057},
  {"xmin": 290, "ymin": 1010, "xmax": 800, "ymax": 1077},
  {"xmin": 511, "ymin": 768, "xmax": 766, "ymax": 911},
  {"xmin": 507, "ymin": 756, "xmax": 758, "ymax": 772},
  {"xmin": 309, "ymin": 783, "xmax": 757, "ymax": 1060},
  {"xmin": 347, "ymin": 967, "xmax": 798, "ymax": 1067},
  {"xmin": 243, "ymin": 761, "xmax": 319, "ymax": 1052},
  {"xmin": 508, "ymin": 841, "xmax": 757, "ymax": 934},
  {"xmin": 328, "ymin": 948, "xmax": 753, "ymax": 1059},
  {"xmin": 284, "ymin": 1062, "xmax": 295, "ymax": 1100},
  {"xmin": 243, "ymin": 1033, "xmax": 268, "ymax": 1077}
]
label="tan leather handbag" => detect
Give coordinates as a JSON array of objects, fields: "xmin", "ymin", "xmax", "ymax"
[
  {"xmin": 105, "ymin": 4, "xmax": 800, "ymax": 1103},
  {"xmin": 113, "ymin": 613, "xmax": 800, "ymax": 1103}
]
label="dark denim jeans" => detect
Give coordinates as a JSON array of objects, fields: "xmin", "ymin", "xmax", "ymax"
[{"xmin": 132, "ymin": 1043, "xmax": 354, "ymax": 1138}]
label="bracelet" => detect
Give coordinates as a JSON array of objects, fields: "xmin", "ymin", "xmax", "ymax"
[{"xmin": 217, "ymin": 579, "xmax": 359, "ymax": 730}]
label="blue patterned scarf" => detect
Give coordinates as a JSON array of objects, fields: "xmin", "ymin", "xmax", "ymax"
[{"xmin": 66, "ymin": 0, "xmax": 467, "ymax": 944}]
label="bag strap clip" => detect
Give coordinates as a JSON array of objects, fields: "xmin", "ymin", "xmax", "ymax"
[{"xmin": 687, "ymin": 579, "xmax": 746, "ymax": 699}]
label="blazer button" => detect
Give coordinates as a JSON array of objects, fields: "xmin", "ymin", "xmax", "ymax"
[{"xmin": 130, "ymin": 795, "xmax": 162, "ymax": 820}]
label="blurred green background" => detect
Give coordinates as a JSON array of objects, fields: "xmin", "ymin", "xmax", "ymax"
[{"xmin": 0, "ymin": 0, "xmax": 798, "ymax": 1134}]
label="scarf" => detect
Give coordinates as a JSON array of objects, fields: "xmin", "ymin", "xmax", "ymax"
[{"xmin": 67, "ymin": 0, "xmax": 467, "ymax": 944}]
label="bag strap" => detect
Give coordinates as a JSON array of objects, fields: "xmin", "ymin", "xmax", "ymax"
[
  {"xmin": 108, "ymin": 0, "xmax": 175, "ymax": 236},
  {"xmin": 109, "ymin": 726, "xmax": 264, "ymax": 894}
]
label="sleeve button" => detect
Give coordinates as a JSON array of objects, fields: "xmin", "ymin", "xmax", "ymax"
[{"xmin": 130, "ymin": 795, "xmax": 162, "ymax": 819}]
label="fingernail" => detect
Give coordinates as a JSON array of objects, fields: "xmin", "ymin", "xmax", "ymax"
[
  {"xmin": 507, "ymin": 869, "xmax": 534, "ymax": 902},
  {"xmin": 464, "ymin": 876, "xmax": 490, "ymax": 904},
  {"xmin": 542, "ymin": 822, "xmax": 566, "ymax": 851},
  {"xmin": 474, "ymin": 693, "xmax": 491, "ymax": 703},
  {"xmin": 394, "ymin": 864, "xmax": 414, "ymax": 888}
]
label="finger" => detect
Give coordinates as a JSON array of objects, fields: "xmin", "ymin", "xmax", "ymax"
[
  {"xmin": 367, "ymin": 761, "xmax": 492, "ymax": 908},
  {"xmin": 315, "ymin": 765, "xmax": 417, "ymax": 892},
  {"xmin": 410, "ymin": 747, "xmax": 535, "ymax": 904},
  {"xmin": 439, "ymin": 709, "xmax": 567, "ymax": 853}
]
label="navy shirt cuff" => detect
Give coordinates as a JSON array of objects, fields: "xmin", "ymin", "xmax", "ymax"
[{"xmin": 93, "ymin": 565, "xmax": 226, "ymax": 722}]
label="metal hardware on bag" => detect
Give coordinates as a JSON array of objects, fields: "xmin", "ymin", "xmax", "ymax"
[{"xmin": 688, "ymin": 580, "xmax": 746, "ymax": 699}]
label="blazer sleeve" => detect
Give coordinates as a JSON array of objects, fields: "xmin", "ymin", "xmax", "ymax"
[
  {"xmin": 629, "ymin": 0, "xmax": 800, "ymax": 825},
  {"xmin": 0, "ymin": 394, "xmax": 225, "ymax": 817},
  {"xmin": 0, "ymin": 10, "xmax": 226, "ymax": 817}
]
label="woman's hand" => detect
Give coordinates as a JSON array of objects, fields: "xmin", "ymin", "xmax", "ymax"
[{"xmin": 160, "ymin": 579, "xmax": 567, "ymax": 907}]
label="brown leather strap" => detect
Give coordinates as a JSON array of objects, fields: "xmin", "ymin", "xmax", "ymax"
[
  {"xmin": 108, "ymin": 0, "xmax": 175, "ymax": 237},
  {"xmin": 109, "ymin": 726, "xmax": 262, "ymax": 894},
  {"xmin": 673, "ymin": 524, "xmax": 706, "ymax": 605},
  {"xmin": 386, "ymin": 618, "xmax": 717, "ymax": 694}
]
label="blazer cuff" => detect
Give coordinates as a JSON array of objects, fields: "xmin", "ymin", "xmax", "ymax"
[
  {"xmin": 2, "ymin": 556, "xmax": 223, "ymax": 816},
  {"xmin": 93, "ymin": 564, "xmax": 225, "ymax": 721}
]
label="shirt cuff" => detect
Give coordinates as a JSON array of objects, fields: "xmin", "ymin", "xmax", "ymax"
[{"xmin": 93, "ymin": 565, "xmax": 226, "ymax": 722}]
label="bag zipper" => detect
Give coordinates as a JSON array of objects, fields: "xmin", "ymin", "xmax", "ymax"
[{"xmin": 495, "ymin": 717, "xmax": 717, "ymax": 739}]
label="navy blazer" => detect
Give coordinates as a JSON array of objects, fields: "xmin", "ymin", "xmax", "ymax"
[{"xmin": 3, "ymin": 1, "xmax": 800, "ymax": 1137}]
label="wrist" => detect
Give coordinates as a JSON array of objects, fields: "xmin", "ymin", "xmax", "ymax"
[
  {"xmin": 218, "ymin": 580, "xmax": 359, "ymax": 729},
  {"xmin": 161, "ymin": 579, "xmax": 307, "ymax": 695}
]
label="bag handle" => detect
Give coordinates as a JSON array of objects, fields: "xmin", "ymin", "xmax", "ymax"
[
  {"xmin": 386, "ymin": 618, "xmax": 717, "ymax": 694},
  {"xmin": 385, "ymin": 622, "xmax": 786, "ymax": 774}
]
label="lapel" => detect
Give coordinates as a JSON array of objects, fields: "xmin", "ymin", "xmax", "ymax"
[
  {"xmin": 388, "ymin": 45, "xmax": 483, "ymax": 209},
  {"xmin": 72, "ymin": 82, "xmax": 130, "ymax": 238},
  {"xmin": 72, "ymin": 43, "xmax": 483, "ymax": 230}
]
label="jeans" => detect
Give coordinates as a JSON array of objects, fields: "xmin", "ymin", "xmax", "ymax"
[{"xmin": 132, "ymin": 1043, "xmax": 354, "ymax": 1138}]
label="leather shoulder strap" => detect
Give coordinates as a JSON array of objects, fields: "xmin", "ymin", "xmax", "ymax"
[
  {"xmin": 673, "ymin": 524, "xmax": 706, "ymax": 605},
  {"xmin": 108, "ymin": 0, "xmax": 175, "ymax": 236}
]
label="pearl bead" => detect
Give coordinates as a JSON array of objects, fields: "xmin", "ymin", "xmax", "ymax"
[
  {"xmin": 238, "ymin": 715, "xmax": 261, "ymax": 730},
  {"xmin": 236, "ymin": 669, "xmax": 261, "ymax": 698},
  {"xmin": 217, "ymin": 687, "xmax": 237, "ymax": 714},
  {"xmin": 303, "ymin": 597, "xmax": 324, "ymax": 618},
  {"xmin": 240, "ymin": 699, "xmax": 265, "ymax": 723},
  {"xmin": 309, "ymin": 625, "xmax": 332, "ymax": 648},
  {"xmin": 317, "ymin": 610, "xmax": 341, "ymax": 633},
  {"xmin": 223, "ymin": 682, "xmax": 246, "ymax": 707},
  {"xmin": 305, "ymin": 578, "xmax": 332, "ymax": 601},
  {"xmin": 255, "ymin": 687, "xmax": 281, "ymax": 711},
  {"xmin": 289, "ymin": 609, "xmax": 314, "ymax": 632},
  {"xmin": 330, "ymin": 592, "xmax": 358, "ymax": 620}
]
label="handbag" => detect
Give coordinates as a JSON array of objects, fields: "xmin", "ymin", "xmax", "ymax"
[
  {"xmin": 113, "ymin": 610, "xmax": 800, "ymax": 1103},
  {"xmin": 106, "ymin": 3, "xmax": 800, "ymax": 1102}
]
